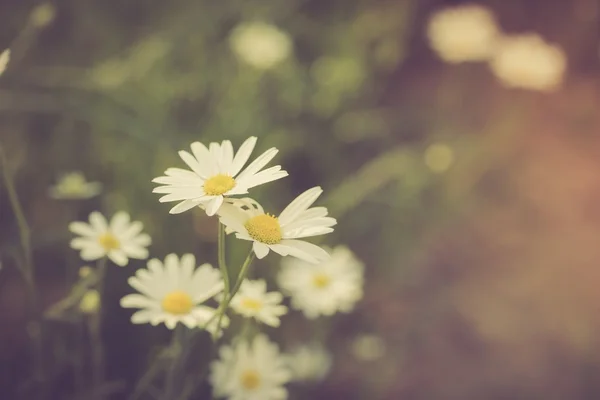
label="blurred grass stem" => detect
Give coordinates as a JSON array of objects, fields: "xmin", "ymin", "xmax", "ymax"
[
  {"xmin": 211, "ymin": 251, "xmax": 255, "ymax": 341},
  {"xmin": 0, "ymin": 145, "xmax": 45, "ymax": 385},
  {"xmin": 89, "ymin": 257, "xmax": 107, "ymax": 397}
]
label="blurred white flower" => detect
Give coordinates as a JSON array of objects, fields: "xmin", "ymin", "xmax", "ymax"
[
  {"xmin": 285, "ymin": 344, "xmax": 332, "ymax": 383},
  {"xmin": 79, "ymin": 289, "xmax": 100, "ymax": 314},
  {"xmin": 210, "ymin": 334, "xmax": 291, "ymax": 400},
  {"xmin": 427, "ymin": 4, "xmax": 499, "ymax": 63},
  {"xmin": 229, "ymin": 279, "xmax": 287, "ymax": 327},
  {"xmin": 218, "ymin": 187, "xmax": 336, "ymax": 263},
  {"xmin": 30, "ymin": 3, "xmax": 56, "ymax": 28},
  {"xmin": 277, "ymin": 245, "xmax": 363, "ymax": 318},
  {"xmin": 350, "ymin": 333, "xmax": 386, "ymax": 362},
  {"xmin": 69, "ymin": 211, "xmax": 151, "ymax": 266},
  {"xmin": 229, "ymin": 22, "xmax": 292, "ymax": 70},
  {"xmin": 489, "ymin": 33, "xmax": 567, "ymax": 92},
  {"xmin": 424, "ymin": 143, "xmax": 454, "ymax": 173},
  {"xmin": 0, "ymin": 49, "xmax": 10, "ymax": 76},
  {"xmin": 120, "ymin": 254, "xmax": 226, "ymax": 331},
  {"xmin": 153, "ymin": 137, "xmax": 288, "ymax": 216},
  {"xmin": 49, "ymin": 171, "xmax": 102, "ymax": 199}
]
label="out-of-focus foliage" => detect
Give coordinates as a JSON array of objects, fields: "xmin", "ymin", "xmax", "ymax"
[{"xmin": 1, "ymin": 0, "xmax": 600, "ymax": 399}]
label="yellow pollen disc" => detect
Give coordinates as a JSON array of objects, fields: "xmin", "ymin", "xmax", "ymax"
[
  {"xmin": 161, "ymin": 291, "xmax": 193, "ymax": 315},
  {"xmin": 203, "ymin": 174, "xmax": 236, "ymax": 196},
  {"xmin": 240, "ymin": 297, "xmax": 263, "ymax": 311},
  {"xmin": 240, "ymin": 370, "xmax": 261, "ymax": 390},
  {"xmin": 312, "ymin": 273, "xmax": 331, "ymax": 289},
  {"xmin": 98, "ymin": 233, "xmax": 120, "ymax": 251},
  {"xmin": 244, "ymin": 214, "xmax": 282, "ymax": 244}
]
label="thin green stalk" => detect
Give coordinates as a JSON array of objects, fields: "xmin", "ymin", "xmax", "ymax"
[
  {"xmin": 229, "ymin": 252, "xmax": 255, "ymax": 298},
  {"xmin": 217, "ymin": 224, "xmax": 230, "ymax": 295},
  {"xmin": 0, "ymin": 145, "xmax": 44, "ymax": 382},
  {"xmin": 89, "ymin": 257, "xmax": 107, "ymax": 396},
  {"xmin": 164, "ymin": 325, "xmax": 186, "ymax": 400},
  {"xmin": 210, "ymin": 252, "xmax": 255, "ymax": 341}
]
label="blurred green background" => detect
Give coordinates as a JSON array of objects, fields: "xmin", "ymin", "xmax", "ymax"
[{"xmin": 1, "ymin": 0, "xmax": 600, "ymax": 399}]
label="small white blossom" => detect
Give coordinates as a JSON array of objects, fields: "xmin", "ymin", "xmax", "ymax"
[
  {"xmin": 350, "ymin": 334, "xmax": 386, "ymax": 362},
  {"xmin": 489, "ymin": 33, "xmax": 567, "ymax": 92},
  {"xmin": 285, "ymin": 344, "xmax": 332, "ymax": 383},
  {"xmin": 229, "ymin": 279, "xmax": 287, "ymax": 327},
  {"xmin": 49, "ymin": 171, "xmax": 102, "ymax": 199},
  {"xmin": 218, "ymin": 187, "xmax": 336, "ymax": 263},
  {"xmin": 153, "ymin": 137, "xmax": 288, "ymax": 216},
  {"xmin": 229, "ymin": 22, "xmax": 292, "ymax": 70},
  {"xmin": 120, "ymin": 254, "xmax": 226, "ymax": 331},
  {"xmin": 277, "ymin": 245, "xmax": 363, "ymax": 318},
  {"xmin": 69, "ymin": 211, "xmax": 151, "ymax": 266},
  {"xmin": 210, "ymin": 334, "xmax": 291, "ymax": 400},
  {"xmin": 427, "ymin": 4, "xmax": 499, "ymax": 63}
]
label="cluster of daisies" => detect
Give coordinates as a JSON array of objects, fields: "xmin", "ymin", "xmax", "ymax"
[{"xmin": 67, "ymin": 136, "xmax": 364, "ymax": 399}]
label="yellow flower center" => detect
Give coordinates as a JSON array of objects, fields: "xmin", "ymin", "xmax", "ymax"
[
  {"xmin": 240, "ymin": 297, "xmax": 263, "ymax": 311},
  {"xmin": 240, "ymin": 369, "xmax": 261, "ymax": 390},
  {"xmin": 98, "ymin": 233, "xmax": 120, "ymax": 251},
  {"xmin": 312, "ymin": 273, "xmax": 331, "ymax": 289},
  {"xmin": 161, "ymin": 291, "xmax": 193, "ymax": 315},
  {"xmin": 203, "ymin": 174, "xmax": 236, "ymax": 196},
  {"xmin": 244, "ymin": 214, "xmax": 282, "ymax": 244}
]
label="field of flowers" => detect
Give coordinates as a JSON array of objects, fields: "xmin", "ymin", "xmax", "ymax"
[{"xmin": 1, "ymin": 1, "xmax": 600, "ymax": 399}]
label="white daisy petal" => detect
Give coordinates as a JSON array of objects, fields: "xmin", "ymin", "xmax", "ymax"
[
  {"xmin": 89, "ymin": 211, "xmax": 108, "ymax": 232},
  {"xmin": 190, "ymin": 142, "xmax": 217, "ymax": 177},
  {"xmin": 120, "ymin": 294, "xmax": 159, "ymax": 309},
  {"xmin": 276, "ymin": 240, "xmax": 330, "ymax": 264},
  {"xmin": 169, "ymin": 199, "xmax": 204, "ymax": 214},
  {"xmin": 130, "ymin": 310, "xmax": 157, "ymax": 324},
  {"xmin": 220, "ymin": 140, "xmax": 234, "ymax": 172},
  {"xmin": 235, "ymin": 147, "xmax": 279, "ymax": 182},
  {"xmin": 205, "ymin": 196, "xmax": 224, "ymax": 217},
  {"xmin": 253, "ymin": 242, "xmax": 270, "ymax": 259},
  {"xmin": 80, "ymin": 244, "xmax": 106, "ymax": 261},
  {"xmin": 110, "ymin": 212, "xmax": 131, "ymax": 234},
  {"xmin": 229, "ymin": 136, "xmax": 257, "ymax": 176},
  {"xmin": 278, "ymin": 187, "xmax": 323, "ymax": 227},
  {"xmin": 108, "ymin": 249, "xmax": 129, "ymax": 266},
  {"xmin": 69, "ymin": 221, "xmax": 96, "ymax": 237},
  {"xmin": 178, "ymin": 150, "xmax": 207, "ymax": 178}
]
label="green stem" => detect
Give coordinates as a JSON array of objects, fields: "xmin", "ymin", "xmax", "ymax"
[
  {"xmin": 217, "ymin": 224, "xmax": 230, "ymax": 295},
  {"xmin": 0, "ymin": 145, "xmax": 44, "ymax": 382},
  {"xmin": 89, "ymin": 257, "xmax": 107, "ymax": 396},
  {"xmin": 164, "ymin": 325, "xmax": 186, "ymax": 400},
  {"xmin": 210, "ymin": 251, "xmax": 255, "ymax": 341}
]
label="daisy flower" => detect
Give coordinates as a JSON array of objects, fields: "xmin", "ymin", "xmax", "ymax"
[
  {"xmin": 69, "ymin": 211, "xmax": 151, "ymax": 266},
  {"xmin": 427, "ymin": 4, "xmax": 499, "ymax": 63},
  {"xmin": 210, "ymin": 334, "xmax": 291, "ymax": 400},
  {"xmin": 217, "ymin": 187, "xmax": 336, "ymax": 263},
  {"xmin": 285, "ymin": 344, "xmax": 332, "ymax": 382},
  {"xmin": 277, "ymin": 245, "xmax": 363, "ymax": 318},
  {"xmin": 49, "ymin": 171, "xmax": 102, "ymax": 199},
  {"xmin": 489, "ymin": 33, "xmax": 567, "ymax": 92},
  {"xmin": 152, "ymin": 137, "xmax": 288, "ymax": 216},
  {"xmin": 350, "ymin": 334, "xmax": 386, "ymax": 362},
  {"xmin": 229, "ymin": 22, "xmax": 292, "ymax": 70},
  {"xmin": 228, "ymin": 279, "xmax": 287, "ymax": 327},
  {"xmin": 120, "ymin": 254, "xmax": 225, "ymax": 330}
]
